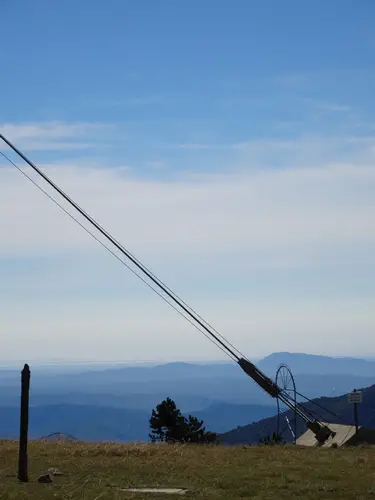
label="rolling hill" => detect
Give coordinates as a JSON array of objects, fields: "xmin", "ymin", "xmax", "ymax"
[
  {"xmin": 191, "ymin": 402, "xmax": 276, "ymax": 433},
  {"xmin": 220, "ymin": 383, "xmax": 375, "ymax": 445}
]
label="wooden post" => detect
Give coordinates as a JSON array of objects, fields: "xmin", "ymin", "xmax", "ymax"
[
  {"xmin": 354, "ymin": 401, "xmax": 359, "ymax": 434},
  {"xmin": 18, "ymin": 364, "xmax": 30, "ymax": 482},
  {"xmin": 353, "ymin": 389, "xmax": 359, "ymax": 435}
]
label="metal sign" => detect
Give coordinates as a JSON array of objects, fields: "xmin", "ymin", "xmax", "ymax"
[{"xmin": 348, "ymin": 391, "xmax": 363, "ymax": 404}]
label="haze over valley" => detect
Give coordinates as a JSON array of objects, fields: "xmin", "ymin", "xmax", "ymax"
[{"xmin": 1, "ymin": 352, "xmax": 375, "ymax": 442}]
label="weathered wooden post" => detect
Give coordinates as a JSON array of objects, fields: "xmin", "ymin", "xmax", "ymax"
[{"xmin": 18, "ymin": 364, "xmax": 30, "ymax": 482}]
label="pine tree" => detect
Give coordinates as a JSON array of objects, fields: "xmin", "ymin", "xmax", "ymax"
[
  {"xmin": 149, "ymin": 398, "xmax": 217, "ymax": 444},
  {"xmin": 184, "ymin": 415, "xmax": 216, "ymax": 443},
  {"xmin": 149, "ymin": 397, "xmax": 186, "ymax": 443}
]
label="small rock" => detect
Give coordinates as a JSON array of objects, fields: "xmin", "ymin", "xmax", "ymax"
[
  {"xmin": 48, "ymin": 468, "xmax": 63, "ymax": 476},
  {"xmin": 38, "ymin": 473, "xmax": 53, "ymax": 483}
]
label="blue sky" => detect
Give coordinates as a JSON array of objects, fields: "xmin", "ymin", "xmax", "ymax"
[{"xmin": 1, "ymin": 0, "xmax": 375, "ymax": 363}]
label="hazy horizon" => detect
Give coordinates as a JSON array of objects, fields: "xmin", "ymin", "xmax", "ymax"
[{"xmin": 2, "ymin": 351, "xmax": 375, "ymax": 371}]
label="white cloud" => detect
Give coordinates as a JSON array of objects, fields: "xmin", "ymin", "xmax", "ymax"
[
  {"xmin": 0, "ymin": 160, "xmax": 374, "ymax": 264},
  {"xmin": 1, "ymin": 135, "xmax": 375, "ymax": 361}
]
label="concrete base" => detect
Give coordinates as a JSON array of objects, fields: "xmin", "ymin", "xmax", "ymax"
[
  {"xmin": 297, "ymin": 422, "xmax": 375, "ymax": 447},
  {"xmin": 119, "ymin": 488, "xmax": 188, "ymax": 495}
]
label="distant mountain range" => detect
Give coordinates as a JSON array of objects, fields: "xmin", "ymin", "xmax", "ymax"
[
  {"xmin": 194, "ymin": 402, "xmax": 276, "ymax": 433},
  {"xmin": 0, "ymin": 402, "xmax": 277, "ymax": 441},
  {"xmin": 257, "ymin": 352, "xmax": 375, "ymax": 377},
  {"xmin": 0, "ymin": 405, "xmax": 150, "ymax": 442},
  {"xmin": 1, "ymin": 352, "xmax": 374, "ymax": 442}
]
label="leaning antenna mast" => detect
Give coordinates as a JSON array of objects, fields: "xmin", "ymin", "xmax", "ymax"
[{"xmin": 0, "ymin": 134, "xmax": 335, "ymax": 444}]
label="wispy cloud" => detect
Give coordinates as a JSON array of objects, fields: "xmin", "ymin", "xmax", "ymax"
[
  {"xmin": 100, "ymin": 96, "xmax": 163, "ymax": 107},
  {"xmin": 221, "ymin": 95, "xmax": 351, "ymax": 113},
  {"xmin": 275, "ymin": 69, "xmax": 375, "ymax": 89},
  {"xmin": 161, "ymin": 141, "xmax": 242, "ymax": 151},
  {"xmin": 0, "ymin": 121, "xmax": 113, "ymax": 151},
  {"xmin": 172, "ymin": 143, "xmax": 230, "ymax": 150},
  {"xmin": 286, "ymin": 97, "xmax": 352, "ymax": 114},
  {"xmin": 232, "ymin": 134, "xmax": 375, "ymax": 166},
  {"xmin": 312, "ymin": 100, "xmax": 351, "ymax": 113},
  {"xmin": 220, "ymin": 97, "xmax": 272, "ymax": 107}
]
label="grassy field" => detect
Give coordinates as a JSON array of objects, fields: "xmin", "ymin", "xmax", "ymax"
[{"xmin": 1, "ymin": 440, "xmax": 375, "ymax": 499}]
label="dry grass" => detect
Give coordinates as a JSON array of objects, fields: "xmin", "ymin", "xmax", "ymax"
[{"xmin": 1, "ymin": 440, "xmax": 375, "ymax": 499}]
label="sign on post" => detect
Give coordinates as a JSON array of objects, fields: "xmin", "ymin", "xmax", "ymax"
[{"xmin": 348, "ymin": 391, "xmax": 363, "ymax": 404}]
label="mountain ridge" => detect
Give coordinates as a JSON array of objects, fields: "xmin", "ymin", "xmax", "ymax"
[{"xmin": 219, "ymin": 383, "xmax": 375, "ymax": 445}]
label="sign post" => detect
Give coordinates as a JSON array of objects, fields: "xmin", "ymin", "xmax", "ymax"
[{"xmin": 348, "ymin": 389, "xmax": 362, "ymax": 434}]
